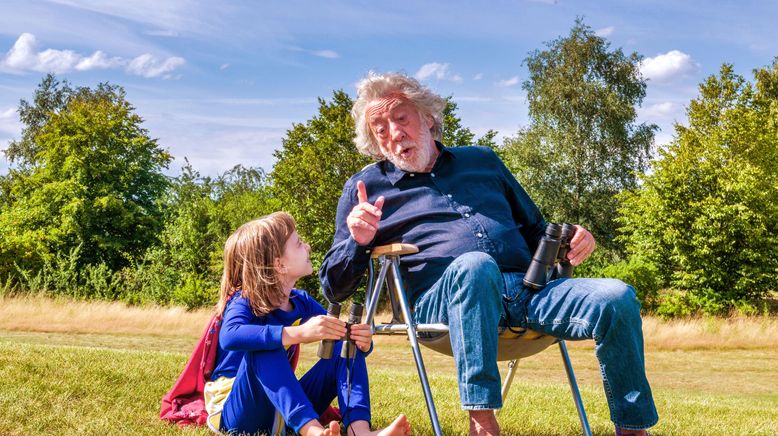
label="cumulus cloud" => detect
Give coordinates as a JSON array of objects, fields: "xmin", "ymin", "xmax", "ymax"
[
  {"xmin": 126, "ymin": 53, "xmax": 185, "ymax": 78},
  {"xmin": 473, "ymin": 73, "xmax": 483, "ymax": 80},
  {"xmin": 496, "ymin": 76, "xmax": 520, "ymax": 87},
  {"xmin": 220, "ymin": 63, "xmax": 230, "ymax": 70},
  {"xmin": 311, "ymin": 50, "xmax": 339, "ymax": 59},
  {"xmin": 596, "ymin": 26, "xmax": 615, "ymax": 37},
  {"xmin": 640, "ymin": 50, "xmax": 699, "ymax": 81},
  {"xmin": 0, "ymin": 33, "xmax": 185, "ymax": 78},
  {"xmin": 415, "ymin": 62, "xmax": 462, "ymax": 82}
]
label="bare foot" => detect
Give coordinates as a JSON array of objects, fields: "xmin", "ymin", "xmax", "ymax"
[
  {"xmin": 301, "ymin": 419, "xmax": 340, "ymax": 436},
  {"xmin": 350, "ymin": 415, "xmax": 411, "ymax": 436},
  {"xmin": 322, "ymin": 420, "xmax": 341, "ymax": 436},
  {"xmin": 374, "ymin": 414, "xmax": 411, "ymax": 436},
  {"xmin": 469, "ymin": 410, "xmax": 499, "ymax": 436}
]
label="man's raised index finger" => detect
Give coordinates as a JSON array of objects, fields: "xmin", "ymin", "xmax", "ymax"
[{"xmin": 356, "ymin": 180, "xmax": 368, "ymax": 203}]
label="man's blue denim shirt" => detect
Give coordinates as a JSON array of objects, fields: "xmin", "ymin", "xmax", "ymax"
[{"xmin": 319, "ymin": 143, "xmax": 547, "ymax": 305}]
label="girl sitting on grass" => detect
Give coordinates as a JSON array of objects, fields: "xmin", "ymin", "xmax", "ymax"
[{"xmin": 205, "ymin": 212, "xmax": 411, "ymax": 436}]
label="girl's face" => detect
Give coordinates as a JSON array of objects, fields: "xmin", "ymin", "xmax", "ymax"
[{"xmin": 278, "ymin": 230, "xmax": 313, "ymax": 282}]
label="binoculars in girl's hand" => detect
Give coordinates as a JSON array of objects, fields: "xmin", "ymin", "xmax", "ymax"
[
  {"xmin": 317, "ymin": 302, "xmax": 364, "ymax": 359},
  {"xmin": 523, "ymin": 223, "xmax": 577, "ymax": 291}
]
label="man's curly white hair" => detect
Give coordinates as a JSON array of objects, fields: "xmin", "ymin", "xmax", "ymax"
[{"xmin": 352, "ymin": 72, "xmax": 447, "ymax": 159}]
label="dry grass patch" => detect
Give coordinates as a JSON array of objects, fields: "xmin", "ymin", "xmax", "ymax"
[
  {"xmin": 0, "ymin": 295, "xmax": 210, "ymax": 338},
  {"xmin": 1, "ymin": 296, "xmax": 777, "ymax": 350}
]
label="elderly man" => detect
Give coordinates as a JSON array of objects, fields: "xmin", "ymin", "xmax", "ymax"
[{"xmin": 320, "ymin": 72, "xmax": 657, "ymax": 436}]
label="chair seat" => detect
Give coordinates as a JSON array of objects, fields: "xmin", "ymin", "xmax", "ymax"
[
  {"xmin": 417, "ymin": 329, "xmax": 558, "ymax": 361},
  {"xmin": 374, "ymin": 321, "xmax": 557, "ymax": 361}
]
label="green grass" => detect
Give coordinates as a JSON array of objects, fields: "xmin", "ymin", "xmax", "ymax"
[{"xmin": 1, "ymin": 331, "xmax": 776, "ymax": 435}]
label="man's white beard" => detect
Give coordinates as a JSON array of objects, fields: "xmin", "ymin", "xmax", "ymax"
[{"xmin": 388, "ymin": 125, "xmax": 434, "ymax": 173}]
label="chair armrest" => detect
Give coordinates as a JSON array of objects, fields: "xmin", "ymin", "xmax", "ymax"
[{"xmin": 371, "ymin": 243, "xmax": 419, "ymax": 259}]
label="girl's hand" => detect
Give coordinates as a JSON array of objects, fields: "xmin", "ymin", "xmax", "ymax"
[
  {"xmin": 284, "ymin": 315, "xmax": 346, "ymax": 346},
  {"xmin": 348, "ymin": 323, "xmax": 373, "ymax": 352}
]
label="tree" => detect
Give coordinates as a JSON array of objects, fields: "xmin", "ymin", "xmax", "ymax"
[
  {"xmin": 442, "ymin": 97, "xmax": 498, "ymax": 149},
  {"xmin": 0, "ymin": 75, "xmax": 172, "ymax": 277},
  {"xmin": 133, "ymin": 162, "xmax": 274, "ymax": 307},
  {"xmin": 502, "ymin": 19, "xmax": 656, "ymax": 255},
  {"xmin": 617, "ymin": 61, "xmax": 778, "ymax": 315},
  {"xmin": 270, "ymin": 90, "xmax": 371, "ymax": 294}
]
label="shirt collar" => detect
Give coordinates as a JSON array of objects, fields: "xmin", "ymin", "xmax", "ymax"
[{"xmin": 382, "ymin": 141, "xmax": 454, "ymax": 185}]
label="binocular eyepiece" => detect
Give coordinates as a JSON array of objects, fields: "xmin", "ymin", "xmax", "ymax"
[
  {"xmin": 317, "ymin": 302, "xmax": 364, "ymax": 359},
  {"xmin": 523, "ymin": 223, "xmax": 577, "ymax": 290}
]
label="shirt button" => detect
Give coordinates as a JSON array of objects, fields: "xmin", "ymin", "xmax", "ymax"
[
  {"xmin": 365, "ymin": 249, "xmax": 371, "ymax": 254},
  {"xmin": 431, "ymin": 173, "xmax": 436, "ymax": 178},
  {"xmin": 476, "ymin": 232, "xmax": 483, "ymax": 238},
  {"xmin": 464, "ymin": 213, "xmax": 470, "ymax": 218},
  {"xmin": 447, "ymin": 194, "xmax": 453, "ymax": 199},
  {"xmin": 409, "ymin": 173, "xmax": 415, "ymax": 177}
]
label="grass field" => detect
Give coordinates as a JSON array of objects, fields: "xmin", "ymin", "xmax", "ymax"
[{"xmin": 1, "ymin": 296, "xmax": 777, "ymax": 435}]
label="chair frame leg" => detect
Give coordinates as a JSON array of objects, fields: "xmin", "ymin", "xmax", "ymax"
[
  {"xmin": 388, "ymin": 257, "xmax": 444, "ymax": 436},
  {"xmin": 559, "ymin": 340, "xmax": 592, "ymax": 436},
  {"xmin": 500, "ymin": 359, "xmax": 519, "ymax": 404}
]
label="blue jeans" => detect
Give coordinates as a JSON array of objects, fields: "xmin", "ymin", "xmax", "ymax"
[{"xmin": 413, "ymin": 251, "xmax": 659, "ymax": 430}]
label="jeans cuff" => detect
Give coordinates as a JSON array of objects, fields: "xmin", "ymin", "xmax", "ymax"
[
  {"xmin": 461, "ymin": 403, "xmax": 501, "ymax": 411},
  {"xmin": 613, "ymin": 416, "xmax": 659, "ymax": 431}
]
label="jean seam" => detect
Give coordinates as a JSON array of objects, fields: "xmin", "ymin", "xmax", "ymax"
[{"xmin": 456, "ymin": 301, "xmax": 473, "ymax": 404}]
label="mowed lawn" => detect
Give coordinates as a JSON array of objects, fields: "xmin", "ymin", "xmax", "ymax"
[{"xmin": 0, "ymin": 297, "xmax": 776, "ymax": 435}]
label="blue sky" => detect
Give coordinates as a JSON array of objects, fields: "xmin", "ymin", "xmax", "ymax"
[{"xmin": 1, "ymin": 0, "xmax": 776, "ymax": 176}]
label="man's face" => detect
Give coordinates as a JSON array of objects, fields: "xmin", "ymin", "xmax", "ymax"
[{"xmin": 365, "ymin": 95, "xmax": 437, "ymax": 173}]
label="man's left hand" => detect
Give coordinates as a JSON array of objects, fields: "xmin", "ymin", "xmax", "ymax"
[{"xmin": 567, "ymin": 225, "xmax": 596, "ymax": 266}]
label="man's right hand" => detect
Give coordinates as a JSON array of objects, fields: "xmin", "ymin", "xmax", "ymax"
[{"xmin": 347, "ymin": 180, "xmax": 384, "ymax": 246}]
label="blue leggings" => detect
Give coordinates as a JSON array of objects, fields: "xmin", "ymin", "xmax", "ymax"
[{"xmin": 220, "ymin": 341, "xmax": 371, "ymax": 434}]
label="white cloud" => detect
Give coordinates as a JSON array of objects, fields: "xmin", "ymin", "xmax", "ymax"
[
  {"xmin": 640, "ymin": 50, "xmax": 699, "ymax": 81},
  {"xmin": 311, "ymin": 50, "xmax": 339, "ymax": 59},
  {"xmin": 75, "ymin": 50, "xmax": 124, "ymax": 70},
  {"xmin": 220, "ymin": 63, "xmax": 230, "ymax": 70},
  {"xmin": 596, "ymin": 26, "xmax": 615, "ymax": 37},
  {"xmin": 415, "ymin": 62, "xmax": 462, "ymax": 82},
  {"xmin": 496, "ymin": 76, "xmax": 520, "ymax": 87},
  {"xmin": 473, "ymin": 73, "xmax": 483, "ymax": 81},
  {"xmin": 415, "ymin": 62, "xmax": 449, "ymax": 80},
  {"xmin": 1, "ymin": 33, "xmax": 185, "ymax": 78},
  {"xmin": 126, "ymin": 53, "xmax": 185, "ymax": 78}
]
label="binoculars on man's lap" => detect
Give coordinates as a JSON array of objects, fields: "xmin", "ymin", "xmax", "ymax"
[
  {"xmin": 523, "ymin": 222, "xmax": 577, "ymax": 290},
  {"xmin": 317, "ymin": 302, "xmax": 364, "ymax": 359}
]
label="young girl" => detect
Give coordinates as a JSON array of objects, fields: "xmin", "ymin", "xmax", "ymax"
[{"xmin": 205, "ymin": 212, "xmax": 411, "ymax": 436}]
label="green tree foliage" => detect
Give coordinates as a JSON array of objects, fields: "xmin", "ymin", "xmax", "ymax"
[
  {"xmin": 270, "ymin": 91, "xmax": 371, "ymax": 294},
  {"xmin": 617, "ymin": 61, "xmax": 778, "ymax": 315},
  {"xmin": 0, "ymin": 75, "xmax": 171, "ymax": 277},
  {"xmin": 502, "ymin": 19, "xmax": 656, "ymax": 254},
  {"xmin": 442, "ymin": 97, "xmax": 498, "ymax": 149},
  {"xmin": 128, "ymin": 163, "xmax": 275, "ymax": 307}
]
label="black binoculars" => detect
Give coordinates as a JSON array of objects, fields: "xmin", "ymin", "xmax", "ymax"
[
  {"xmin": 523, "ymin": 223, "xmax": 577, "ymax": 290},
  {"xmin": 317, "ymin": 302, "xmax": 364, "ymax": 359}
]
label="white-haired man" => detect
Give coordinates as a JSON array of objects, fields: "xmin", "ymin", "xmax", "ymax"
[{"xmin": 320, "ymin": 72, "xmax": 657, "ymax": 436}]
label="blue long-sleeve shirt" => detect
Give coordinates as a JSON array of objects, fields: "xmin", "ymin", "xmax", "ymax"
[
  {"xmin": 319, "ymin": 143, "xmax": 546, "ymax": 305},
  {"xmin": 211, "ymin": 289, "xmax": 326, "ymax": 381}
]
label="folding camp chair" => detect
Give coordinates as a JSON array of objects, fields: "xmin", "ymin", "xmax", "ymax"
[{"xmin": 364, "ymin": 243, "xmax": 592, "ymax": 436}]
